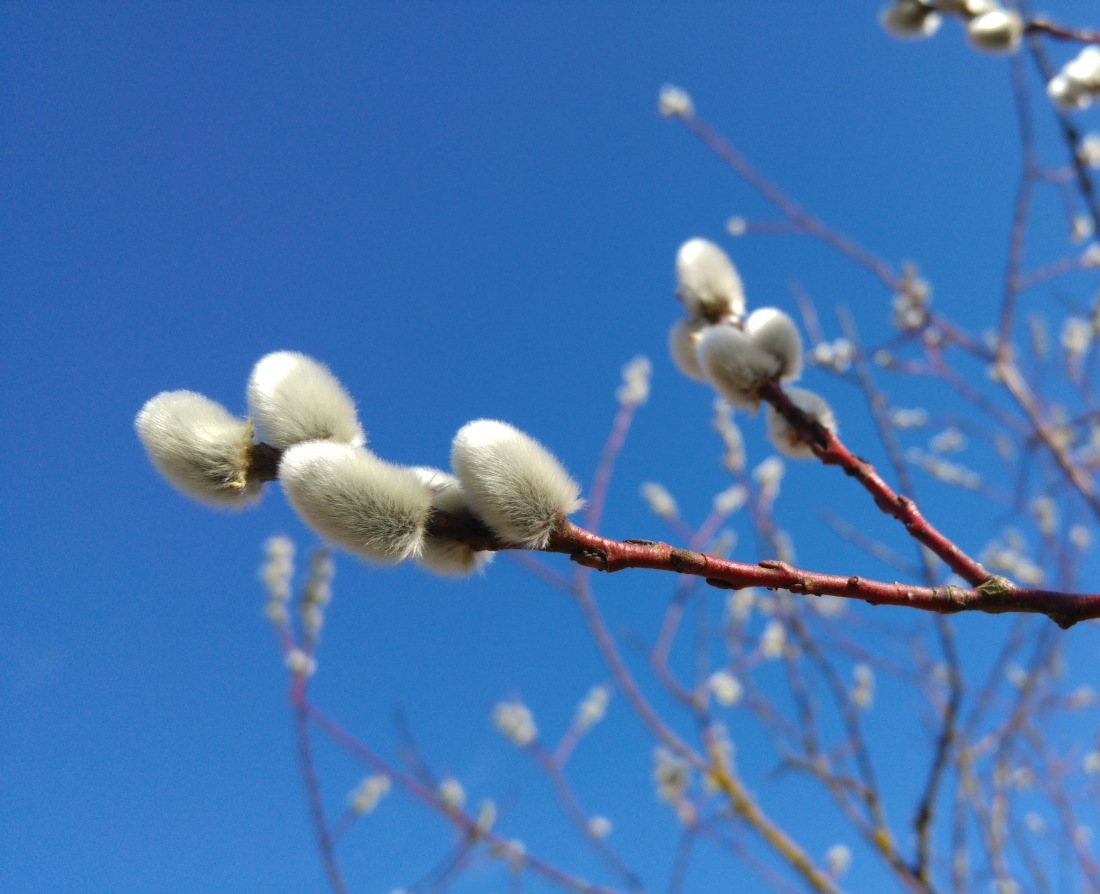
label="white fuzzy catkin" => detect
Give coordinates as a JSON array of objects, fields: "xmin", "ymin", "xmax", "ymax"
[
  {"xmin": 744, "ymin": 307, "xmax": 803, "ymax": 381},
  {"xmin": 966, "ymin": 9, "xmax": 1023, "ymax": 53},
  {"xmin": 879, "ymin": 0, "xmax": 940, "ymax": 39},
  {"xmin": 696, "ymin": 322, "xmax": 781, "ymax": 408},
  {"xmin": 765, "ymin": 387, "xmax": 837, "ymax": 459},
  {"xmin": 279, "ymin": 441, "xmax": 431, "ymax": 563},
  {"xmin": 450, "ymin": 419, "xmax": 583, "ymax": 549},
  {"xmin": 675, "ymin": 238, "xmax": 746, "ymax": 321},
  {"xmin": 410, "ymin": 466, "xmax": 493, "ymax": 576},
  {"xmin": 667, "ymin": 318, "xmax": 710, "ymax": 382},
  {"xmin": 135, "ymin": 390, "xmax": 260, "ymax": 507},
  {"xmin": 247, "ymin": 351, "xmax": 365, "ymax": 450}
]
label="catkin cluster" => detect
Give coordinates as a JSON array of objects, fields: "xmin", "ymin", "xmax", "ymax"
[
  {"xmin": 879, "ymin": 0, "xmax": 1024, "ymax": 53},
  {"xmin": 667, "ymin": 238, "xmax": 836, "ymax": 458},
  {"xmin": 136, "ymin": 352, "xmax": 584, "ymax": 573}
]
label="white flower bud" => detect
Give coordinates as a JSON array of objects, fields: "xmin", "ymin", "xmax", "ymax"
[
  {"xmin": 1051, "ymin": 47, "xmax": 1100, "ymax": 109},
  {"xmin": 1065, "ymin": 47, "xmax": 1100, "ymax": 90},
  {"xmin": 135, "ymin": 390, "xmax": 260, "ymax": 507},
  {"xmin": 450, "ymin": 419, "xmax": 583, "ymax": 549},
  {"xmin": 825, "ymin": 843, "xmax": 852, "ymax": 877},
  {"xmin": 279, "ymin": 441, "xmax": 431, "ymax": 563},
  {"xmin": 744, "ymin": 307, "xmax": 803, "ymax": 381},
  {"xmin": 438, "ymin": 777, "xmax": 466, "ymax": 810},
  {"xmin": 574, "ymin": 684, "xmax": 610, "ymax": 731},
  {"xmin": 966, "ymin": 9, "xmax": 1023, "ymax": 53},
  {"xmin": 696, "ymin": 322, "xmax": 781, "ymax": 408},
  {"xmin": 1078, "ymin": 133, "xmax": 1100, "ymax": 168},
  {"xmin": 493, "ymin": 699, "xmax": 537, "ymax": 746},
  {"xmin": 765, "ymin": 387, "xmax": 837, "ymax": 458},
  {"xmin": 675, "ymin": 238, "xmax": 746, "ymax": 321},
  {"xmin": 246, "ymin": 351, "xmax": 365, "ymax": 450},
  {"xmin": 349, "ymin": 774, "xmax": 391, "ymax": 814},
  {"xmin": 410, "ymin": 466, "xmax": 493, "ymax": 576},
  {"xmin": 708, "ymin": 670, "xmax": 743, "ymax": 706},
  {"xmin": 760, "ymin": 619, "xmax": 787, "ymax": 658},
  {"xmin": 1048, "ymin": 73, "xmax": 1089, "ymax": 110},
  {"xmin": 285, "ymin": 648, "xmax": 317, "ymax": 676},
  {"xmin": 880, "ymin": 1, "xmax": 941, "ymax": 39},
  {"xmin": 658, "ymin": 84, "xmax": 694, "ymax": 118},
  {"xmin": 617, "ymin": 355, "xmax": 652, "ymax": 406},
  {"xmin": 640, "ymin": 481, "xmax": 679, "ymax": 520},
  {"xmin": 668, "ymin": 318, "xmax": 710, "ymax": 382}
]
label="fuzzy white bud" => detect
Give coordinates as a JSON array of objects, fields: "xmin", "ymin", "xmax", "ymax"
[
  {"xmin": 438, "ymin": 777, "xmax": 466, "ymax": 810},
  {"xmin": 1050, "ymin": 47, "xmax": 1100, "ymax": 110},
  {"xmin": 135, "ymin": 390, "xmax": 260, "ymax": 507},
  {"xmin": 493, "ymin": 699, "xmax": 537, "ymax": 746},
  {"xmin": 658, "ymin": 84, "xmax": 694, "ymax": 118},
  {"xmin": 451, "ymin": 419, "xmax": 583, "ymax": 549},
  {"xmin": 641, "ymin": 481, "xmax": 679, "ymax": 520},
  {"xmin": 765, "ymin": 387, "xmax": 837, "ymax": 458},
  {"xmin": 675, "ymin": 238, "xmax": 746, "ymax": 321},
  {"xmin": 708, "ymin": 670, "xmax": 743, "ymax": 706},
  {"xmin": 966, "ymin": 9, "xmax": 1023, "ymax": 53},
  {"xmin": 410, "ymin": 466, "xmax": 494, "ymax": 576},
  {"xmin": 349, "ymin": 774, "xmax": 391, "ymax": 814},
  {"xmin": 760, "ymin": 619, "xmax": 787, "ymax": 658},
  {"xmin": 617, "ymin": 355, "xmax": 652, "ymax": 406},
  {"xmin": 825, "ymin": 844, "xmax": 852, "ymax": 877},
  {"xmin": 880, "ymin": 1, "xmax": 941, "ymax": 39},
  {"xmin": 1048, "ymin": 74, "xmax": 1089, "ymax": 110},
  {"xmin": 575, "ymin": 684, "xmax": 610, "ymax": 731},
  {"xmin": 668, "ymin": 318, "xmax": 710, "ymax": 382},
  {"xmin": 247, "ymin": 351, "xmax": 365, "ymax": 450},
  {"xmin": 696, "ymin": 322, "xmax": 781, "ymax": 409},
  {"xmin": 744, "ymin": 307, "xmax": 803, "ymax": 381},
  {"xmin": 279, "ymin": 441, "xmax": 431, "ymax": 563}
]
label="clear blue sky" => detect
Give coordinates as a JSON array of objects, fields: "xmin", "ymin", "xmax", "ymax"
[{"xmin": 4, "ymin": 3, "xmax": 1098, "ymax": 893}]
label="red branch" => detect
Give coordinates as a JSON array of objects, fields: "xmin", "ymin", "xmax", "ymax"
[
  {"xmin": 757, "ymin": 381, "xmax": 992, "ymax": 585},
  {"xmin": 250, "ymin": 442, "xmax": 1100, "ymax": 627}
]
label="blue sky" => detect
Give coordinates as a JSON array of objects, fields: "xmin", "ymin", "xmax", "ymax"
[{"xmin": 4, "ymin": 3, "xmax": 1099, "ymax": 893}]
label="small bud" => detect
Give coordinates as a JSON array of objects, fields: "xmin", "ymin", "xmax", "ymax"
[
  {"xmin": 765, "ymin": 387, "xmax": 837, "ymax": 458},
  {"xmin": 349, "ymin": 774, "xmax": 391, "ymax": 814},
  {"xmin": 574, "ymin": 684, "xmax": 610, "ymax": 731},
  {"xmin": 696, "ymin": 322, "xmax": 781, "ymax": 409},
  {"xmin": 966, "ymin": 9, "xmax": 1023, "ymax": 53},
  {"xmin": 438, "ymin": 777, "xmax": 466, "ymax": 810},
  {"xmin": 451, "ymin": 419, "xmax": 583, "ymax": 549},
  {"xmin": 744, "ymin": 307, "xmax": 803, "ymax": 381},
  {"xmin": 675, "ymin": 238, "xmax": 746, "ymax": 321},
  {"xmin": 1048, "ymin": 74, "xmax": 1089, "ymax": 110},
  {"xmin": 825, "ymin": 843, "xmax": 852, "ymax": 877},
  {"xmin": 640, "ymin": 481, "xmax": 679, "ymax": 520},
  {"xmin": 708, "ymin": 670, "xmax": 743, "ymax": 706},
  {"xmin": 285, "ymin": 648, "xmax": 317, "ymax": 677},
  {"xmin": 880, "ymin": 1, "xmax": 941, "ymax": 39},
  {"xmin": 760, "ymin": 619, "xmax": 786, "ymax": 658},
  {"xmin": 135, "ymin": 390, "xmax": 261, "ymax": 507},
  {"xmin": 410, "ymin": 466, "xmax": 494, "ymax": 576},
  {"xmin": 1050, "ymin": 47, "xmax": 1100, "ymax": 110},
  {"xmin": 1078, "ymin": 133, "xmax": 1100, "ymax": 168},
  {"xmin": 587, "ymin": 816, "xmax": 612, "ymax": 839},
  {"xmin": 668, "ymin": 318, "xmax": 710, "ymax": 382},
  {"xmin": 658, "ymin": 84, "xmax": 694, "ymax": 118},
  {"xmin": 617, "ymin": 355, "xmax": 652, "ymax": 406},
  {"xmin": 247, "ymin": 351, "xmax": 365, "ymax": 450},
  {"xmin": 279, "ymin": 441, "xmax": 431, "ymax": 563},
  {"xmin": 493, "ymin": 699, "xmax": 537, "ymax": 746}
]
